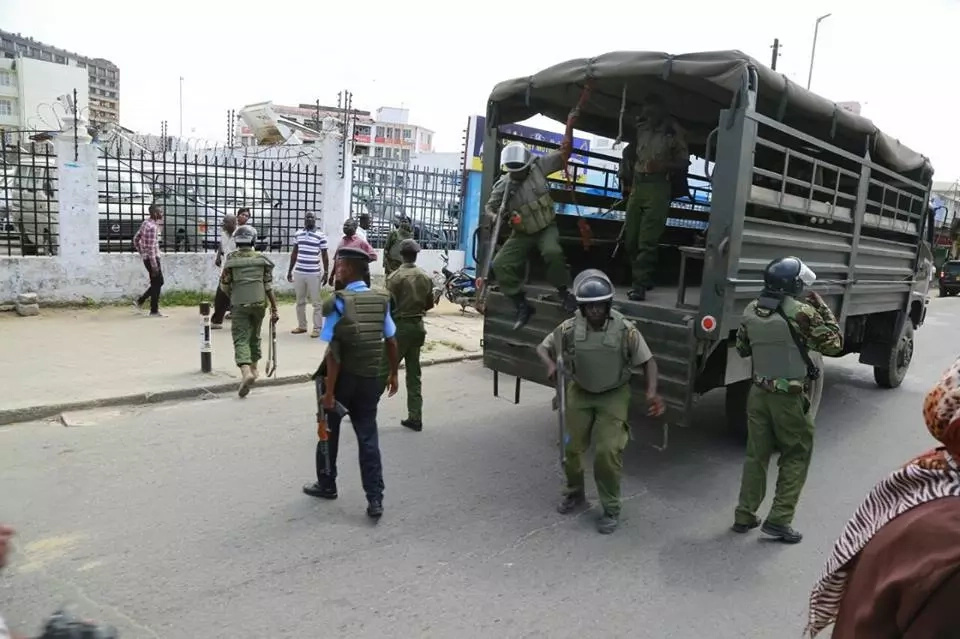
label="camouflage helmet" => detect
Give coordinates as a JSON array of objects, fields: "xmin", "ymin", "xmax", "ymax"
[
  {"xmin": 233, "ymin": 224, "xmax": 257, "ymax": 246},
  {"xmin": 342, "ymin": 218, "xmax": 359, "ymax": 235},
  {"xmin": 399, "ymin": 238, "xmax": 421, "ymax": 255},
  {"xmin": 763, "ymin": 256, "xmax": 816, "ymax": 296},
  {"xmin": 573, "ymin": 269, "xmax": 614, "ymax": 304}
]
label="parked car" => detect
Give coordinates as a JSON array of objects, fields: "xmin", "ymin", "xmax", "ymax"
[{"xmin": 939, "ymin": 260, "xmax": 960, "ymax": 297}]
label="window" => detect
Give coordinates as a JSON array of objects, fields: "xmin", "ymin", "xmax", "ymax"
[
  {"xmin": 76, "ymin": 61, "xmax": 86, "ymax": 69},
  {"xmin": 401, "ymin": 149, "xmax": 410, "ymax": 162},
  {"xmin": 107, "ymin": 69, "xmax": 116, "ymax": 79},
  {"xmin": 55, "ymin": 55, "xmax": 66, "ymax": 64},
  {"xmin": 0, "ymin": 99, "xmax": 13, "ymax": 116},
  {"xmin": 403, "ymin": 128, "xmax": 411, "ymax": 140},
  {"xmin": 374, "ymin": 147, "xmax": 383, "ymax": 158},
  {"xmin": 0, "ymin": 71, "xmax": 10, "ymax": 87},
  {"xmin": 386, "ymin": 127, "xmax": 393, "ymax": 138}
]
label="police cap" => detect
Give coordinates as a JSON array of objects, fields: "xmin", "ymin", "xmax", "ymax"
[{"xmin": 233, "ymin": 224, "xmax": 257, "ymax": 245}]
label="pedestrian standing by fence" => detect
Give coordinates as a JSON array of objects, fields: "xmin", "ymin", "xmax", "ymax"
[
  {"xmin": 287, "ymin": 212, "xmax": 329, "ymax": 338},
  {"xmin": 211, "ymin": 213, "xmax": 238, "ymax": 329},
  {"xmin": 219, "ymin": 225, "xmax": 279, "ymax": 398},
  {"xmin": 328, "ymin": 218, "xmax": 376, "ymax": 288},
  {"xmin": 303, "ymin": 246, "xmax": 400, "ymax": 519},
  {"xmin": 237, "ymin": 207, "xmax": 250, "ymax": 227},
  {"xmin": 133, "ymin": 203, "xmax": 165, "ymax": 317},
  {"xmin": 382, "ymin": 239, "xmax": 434, "ymax": 432},
  {"xmin": 357, "ymin": 212, "xmax": 371, "ymax": 243}
]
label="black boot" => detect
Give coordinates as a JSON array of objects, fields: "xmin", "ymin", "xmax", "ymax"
[
  {"xmin": 367, "ymin": 498, "xmax": 384, "ymax": 519},
  {"xmin": 761, "ymin": 520, "xmax": 803, "ymax": 544},
  {"xmin": 627, "ymin": 288, "xmax": 646, "ymax": 302},
  {"xmin": 510, "ymin": 293, "xmax": 534, "ymax": 331},
  {"xmin": 401, "ymin": 419, "xmax": 422, "ymax": 432},
  {"xmin": 303, "ymin": 481, "xmax": 338, "ymax": 499},
  {"xmin": 557, "ymin": 492, "xmax": 586, "ymax": 514},
  {"xmin": 557, "ymin": 286, "xmax": 577, "ymax": 313}
]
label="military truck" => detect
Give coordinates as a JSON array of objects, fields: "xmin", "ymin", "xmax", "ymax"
[{"xmin": 477, "ymin": 50, "xmax": 936, "ymax": 443}]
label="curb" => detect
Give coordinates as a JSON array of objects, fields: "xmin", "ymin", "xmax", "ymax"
[{"xmin": 0, "ymin": 352, "xmax": 483, "ymax": 427}]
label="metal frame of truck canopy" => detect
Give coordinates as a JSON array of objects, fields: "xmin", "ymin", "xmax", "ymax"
[{"xmin": 479, "ymin": 50, "xmax": 935, "ymax": 434}]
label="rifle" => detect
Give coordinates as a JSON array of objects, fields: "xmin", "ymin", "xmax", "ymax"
[
  {"xmin": 312, "ymin": 363, "xmax": 348, "ymax": 479},
  {"xmin": 553, "ymin": 354, "xmax": 568, "ymax": 468},
  {"xmin": 474, "ymin": 180, "xmax": 514, "ymax": 314},
  {"xmin": 265, "ymin": 318, "xmax": 277, "ymax": 377}
]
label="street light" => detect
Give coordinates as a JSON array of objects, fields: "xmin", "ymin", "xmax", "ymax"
[{"xmin": 806, "ymin": 13, "xmax": 832, "ymax": 91}]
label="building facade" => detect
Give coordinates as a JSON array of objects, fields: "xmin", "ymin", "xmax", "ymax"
[
  {"xmin": 0, "ymin": 57, "xmax": 89, "ymax": 131},
  {"xmin": 0, "ymin": 30, "xmax": 119, "ymax": 128}
]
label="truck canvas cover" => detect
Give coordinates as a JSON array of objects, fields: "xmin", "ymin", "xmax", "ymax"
[{"xmin": 487, "ymin": 50, "xmax": 932, "ymax": 179}]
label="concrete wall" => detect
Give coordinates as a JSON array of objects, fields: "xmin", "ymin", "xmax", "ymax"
[{"xmin": 0, "ymin": 114, "xmax": 466, "ymax": 304}]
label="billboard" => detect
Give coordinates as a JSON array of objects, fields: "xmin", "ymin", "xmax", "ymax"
[{"xmin": 463, "ymin": 115, "xmax": 591, "ymax": 172}]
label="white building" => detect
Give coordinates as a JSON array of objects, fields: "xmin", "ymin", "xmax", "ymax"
[{"xmin": 0, "ymin": 56, "xmax": 89, "ymax": 132}]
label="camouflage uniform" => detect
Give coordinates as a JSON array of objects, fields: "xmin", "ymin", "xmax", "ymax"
[
  {"xmin": 383, "ymin": 226, "xmax": 413, "ymax": 277},
  {"xmin": 733, "ymin": 293, "xmax": 842, "ymax": 528},
  {"xmin": 219, "ymin": 247, "xmax": 275, "ymax": 368},
  {"xmin": 486, "ymin": 150, "xmax": 569, "ymax": 296},
  {"xmin": 380, "ymin": 261, "xmax": 435, "ymax": 422},
  {"xmin": 621, "ymin": 119, "xmax": 688, "ymax": 291}
]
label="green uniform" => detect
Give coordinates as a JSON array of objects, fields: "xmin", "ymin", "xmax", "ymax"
[
  {"xmin": 733, "ymin": 294, "xmax": 843, "ymax": 527},
  {"xmin": 487, "ymin": 150, "xmax": 569, "ymax": 296},
  {"xmin": 380, "ymin": 263, "xmax": 434, "ymax": 420},
  {"xmin": 383, "ymin": 227, "xmax": 413, "ymax": 276},
  {"xmin": 220, "ymin": 248, "xmax": 275, "ymax": 367},
  {"xmin": 540, "ymin": 309, "xmax": 654, "ymax": 516},
  {"xmin": 323, "ymin": 289, "xmax": 391, "ymax": 376},
  {"xmin": 620, "ymin": 120, "xmax": 688, "ymax": 289}
]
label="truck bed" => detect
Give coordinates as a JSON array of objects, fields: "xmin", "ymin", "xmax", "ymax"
[{"xmin": 481, "ymin": 282, "xmax": 700, "ymax": 426}]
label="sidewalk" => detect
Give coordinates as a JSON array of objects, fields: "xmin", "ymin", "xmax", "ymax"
[{"xmin": 0, "ymin": 299, "xmax": 483, "ymax": 425}]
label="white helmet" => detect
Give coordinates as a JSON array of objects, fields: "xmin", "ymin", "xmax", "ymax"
[{"xmin": 500, "ymin": 142, "xmax": 533, "ymax": 172}]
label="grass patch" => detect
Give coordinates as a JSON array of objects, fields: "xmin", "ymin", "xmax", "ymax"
[{"xmin": 423, "ymin": 339, "xmax": 466, "ymax": 353}]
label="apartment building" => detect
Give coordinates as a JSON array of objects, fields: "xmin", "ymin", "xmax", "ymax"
[
  {"xmin": 0, "ymin": 29, "xmax": 119, "ymax": 127},
  {"xmin": 0, "ymin": 56, "xmax": 89, "ymax": 130}
]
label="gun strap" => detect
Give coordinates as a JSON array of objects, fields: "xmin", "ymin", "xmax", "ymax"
[{"xmin": 775, "ymin": 306, "xmax": 820, "ymax": 378}]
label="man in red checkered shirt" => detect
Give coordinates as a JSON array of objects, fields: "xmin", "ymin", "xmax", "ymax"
[{"xmin": 133, "ymin": 204, "xmax": 165, "ymax": 317}]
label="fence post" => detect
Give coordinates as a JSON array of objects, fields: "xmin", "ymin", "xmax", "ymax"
[
  {"xmin": 53, "ymin": 110, "xmax": 98, "ymax": 263},
  {"xmin": 319, "ymin": 117, "xmax": 352, "ymax": 243}
]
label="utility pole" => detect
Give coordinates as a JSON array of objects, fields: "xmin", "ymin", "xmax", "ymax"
[
  {"xmin": 807, "ymin": 13, "xmax": 832, "ymax": 90},
  {"xmin": 179, "ymin": 76, "xmax": 184, "ymax": 138},
  {"xmin": 770, "ymin": 38, "xmax": 781, "ymax": 70}
]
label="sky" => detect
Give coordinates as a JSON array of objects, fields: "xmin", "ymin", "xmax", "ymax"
[{"xmin": 2, "ymin": 0, "xmax": 958, "ymax": 181}]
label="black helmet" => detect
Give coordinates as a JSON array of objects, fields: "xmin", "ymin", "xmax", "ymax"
[
  {"xmin": 763, "ymin": 256, "xmax": 816, "ymax": 295},
  {"xmin": 399, "ymin": 238, "xmax": 420, "ymax": 255},
  {"xmin": 233, "ymin": 224, "xmax": 257, "ymax": 246},
  {"xmin": 573, "ymin": 269, "xmax": 614, "ymax": 304}
]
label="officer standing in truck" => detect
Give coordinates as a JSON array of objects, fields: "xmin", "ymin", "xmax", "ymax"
[
  {"xmin": 303, "ymin": 246, "xmax": 400, "ymax": 519},
  {"xmin": 219, "ymin": 225, "xmax": 280, "ymax": 398},
  {"xmin": 382, "ymin": 238, "xmax": 435, "ymax": 432},
  {"xmin": 383, "ymin": 215, "xmax": 414, "ymax": 277},
  {"xmin": 483, "ymin": 135, "xmax": 578, "ymax": 331},
  {"xmin": 620, "ymin": 94, "xmax": 690, "ymax": 301},
  {"xmin": 731, "ymin": 256, "xmax": 842, "ymax": 544},
  {"xmin": 536, "ymin": 269, "xmax": 665, "ymax": 534}
]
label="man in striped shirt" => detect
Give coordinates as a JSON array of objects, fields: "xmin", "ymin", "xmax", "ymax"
[
  {"xmin": 133, "ymin": 204, "xmax": 165, "ymax": 317},
  {"xmin": 287, "ymin": 212, "xmax": 329, "ymax": 337}
]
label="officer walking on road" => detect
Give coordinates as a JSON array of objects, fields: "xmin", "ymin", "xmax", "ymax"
[
  {"xmin": 382, "ymin": 238, "xmax": 435, "ymax": 432},
  {"xmin": 536, "ymin": 269, "xmax": 665, "ymax": 534},
  {"xmin": 619, "ymin": 94, "xmax": 689, "ymax": 301},
  {"xmin": 731, "ymin": 256, "xmax": 842, "ymax": 543},
  {"xmin": 303, "ymin": 246, "xmax": 400, "ymax": 519},
  {"xmin": 383, "ymin": 215, "xmax": 414, "ymax": 277},
  {"xmin": 219, "ymin": 225, "xmax": 280, "ymax": 398},
  {"xmin": 484, "ymin": 137, "xmax": 577, "ymax": 331}
]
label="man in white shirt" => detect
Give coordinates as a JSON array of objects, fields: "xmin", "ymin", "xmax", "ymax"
[
  {"xmin": 287, "ymin": 212, "xmax": 329, "ymax": 338},
  {"xmin": 356, "ymin": 212, "xmax": 371, "ymax": 243},
  {"xmin": 212, "ymin": 213, "xmax": 238, "ymax": 328}
]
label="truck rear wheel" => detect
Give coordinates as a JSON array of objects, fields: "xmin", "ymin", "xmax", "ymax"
[{"xmin": 873, "ymin": 321, "xmax": 914, "ymax": 389}]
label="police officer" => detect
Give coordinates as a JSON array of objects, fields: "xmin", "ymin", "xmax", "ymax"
[
  {"xmin": 382, "ymin": 238, "xmax": 434, "ymax": 432},
  {"xmin": 484, "ymin": 140, "xmax": 577, "ymax": 331},
  {"xmin": 219, "ymin": 224, "xmax": 279, "ymax": 398},
  {"xmin": 383, "ymin": 215, "xmax": 414, "ymax": 277},
  {"xmin": 536, "ymin": 269, "xmax": 665, "ymax": 534},
  {"xmin": 303, "ymin": 246, "xmax": 400, "ymax": 519},
  {"xmin": 620, "ymin": 94, "xmax": 689, "ymax": 301},
  {"xmin": 731, "ymin": 256, "xmax": 843, "ymax": 543}
]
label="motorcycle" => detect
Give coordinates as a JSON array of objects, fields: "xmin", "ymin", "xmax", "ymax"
[{"xmin": 432, "ymin": 250, "xmax": 478, "ymax": 313}]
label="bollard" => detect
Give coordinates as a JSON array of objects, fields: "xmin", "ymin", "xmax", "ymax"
[{"xmin": 199, "ymin": 301, "xmax": 212, "ymax": 373}]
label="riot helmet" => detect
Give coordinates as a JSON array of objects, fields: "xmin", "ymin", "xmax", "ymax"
[
  {"xmin": 763, "ymin": 256, "xmax": 816, "ymax": 296},
  {"xmin": 573, "ymin": 269, "xmax": 615, "ymax": 304},
  {"xmin": 500, "ymin": 142, "xmax": 533, "ymax": 173},
  {"xmin": 233, "ymin": 224, "xmax": 257, "ymax": 246}
]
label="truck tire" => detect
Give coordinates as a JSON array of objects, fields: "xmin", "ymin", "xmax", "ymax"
[
  {"xmin": 873, "ymin": 321, "xmax": 914, "ymax": 389},
  {"xmin": 725, "ymin": 351, "xmax": 825, "ymax": 439}
]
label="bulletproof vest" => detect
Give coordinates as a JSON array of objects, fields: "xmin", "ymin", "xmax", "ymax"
[
  {"xmin": 505, "ymin": 159, "xmax": 556, "ymax": 234},
  {"xmin": 564, "ymin": 309, "xmax": 633, "ymax": 394},
  {"xmin": 741, "ymin": 296, "xmax": 809, "ymax": 381},
  {"xmin": 634, "ymin": 121, "xmax": 677, "ymax": 170},
  {"xmin": 331, "ymin": 288, "xmax": 389, "ymax": 377},
  {"xmin": 387, "ymin": 229, "xmax": 412, "ymax": 262},
  {"xmin": 224, "ymin": 250, "xmax": 271, "ymax": 306},
  {"xmin": 388, "ymin": 264, "xmax": 432, "ymax": 319}
]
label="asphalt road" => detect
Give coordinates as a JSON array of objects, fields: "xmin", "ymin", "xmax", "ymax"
[{"xmin": 1, "ymin": 297, "xmax": 958, "ymax": 639}]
